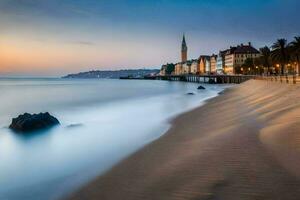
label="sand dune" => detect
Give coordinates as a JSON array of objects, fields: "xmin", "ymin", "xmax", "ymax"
[{"xmin": 67, "ymin": 80, "xmax": 300, "ymax": 200}]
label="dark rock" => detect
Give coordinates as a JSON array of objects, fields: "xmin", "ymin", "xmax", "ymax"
[
  {"xmin": 66, "ymin": 123, "xmax": 83, "ymax": 129},
  {"xmin": 186, "ymin": 92, "xmax": 195, "ymax": 95},
  {"xmin": 9, "ymin": 112, "xmax": 60, "ymax": 133},
  {"xmin": 197, "ymin": 86, "xmax": 206, "ymax": 90}
]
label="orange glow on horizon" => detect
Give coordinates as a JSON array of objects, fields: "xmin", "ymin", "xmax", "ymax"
[{"xmin": 0, "ymin": 35, "xmax": 165, "ymax": 75}]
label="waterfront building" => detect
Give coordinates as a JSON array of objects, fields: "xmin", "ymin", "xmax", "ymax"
[
  {"xmin": 216, "ymin": 56, "xmax": 223, "ymax": 74},
  {"xmin": 199, "ymin": 56, "xmax": 205, "ymax": 73},
  {"xmin": 175, "ymin": 63, "xmax": 182, "ymax": 75},
  {"xmin": 224, "ymin": 47, "xmax": 236, "ymax": 74},
  {"xmin": 224, "ymin": 43, "xmax": 260, "ymax": 74},
  {"xmin": 182, "ymin": 62, "xmax": 190, "ymax": 74},
  {"xmin": 210, "ymin": 54, "xmax": 217, "ymax": 74},
  {"xmin": 216, "ymin": 50, "xmax": 226, "ymax": 74},
  {"xmin": 205, "ymin": 58, "xmax": 211, "ymax": 74},
  {"xmin": 199, "ymin": 56, "xmax": 210, "ymax": 74},
  {"xmin": 190, "ymin": 59, "xmax": 198, "ymax": 74}
]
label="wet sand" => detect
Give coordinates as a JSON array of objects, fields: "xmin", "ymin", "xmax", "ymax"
[{"xmin": 67, "ymin": 80, "xmax": 300, "ymax": 200}]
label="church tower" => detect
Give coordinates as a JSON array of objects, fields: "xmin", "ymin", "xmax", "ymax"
[{"xmin": 181, "ymin": 34, "xmax": 188, "ymax": 62}]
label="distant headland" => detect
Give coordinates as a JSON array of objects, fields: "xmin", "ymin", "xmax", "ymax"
[{"xmin": 62, "ymin": 69, "xmax": 159, "ymax": 79}]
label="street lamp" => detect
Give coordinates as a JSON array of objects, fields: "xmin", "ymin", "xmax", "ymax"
[{"xmin": 255, "ymin": 66, "xmax": 259, "ymax": 75}]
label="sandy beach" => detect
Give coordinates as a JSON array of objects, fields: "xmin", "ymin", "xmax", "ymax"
[{"xmin": 67, "ymin": 80, "xmax": 300, "ymax": 200}]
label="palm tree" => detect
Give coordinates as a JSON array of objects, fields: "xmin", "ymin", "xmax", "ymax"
[
  {"xmin": 271, "ymin": 39, "xmax": 289, "ymax": 75},
  {"xmin": 289, "ymin": 36, "xmax": 300, "ymax": 75},
  {"xmin": 259, "ymin": 46, "xmax": 271, "ymax": 75}
]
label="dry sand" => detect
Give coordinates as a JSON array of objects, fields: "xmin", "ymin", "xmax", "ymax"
[{"xmin": 68, "ymin": 80, "xmax": 300, "ymax": 200}]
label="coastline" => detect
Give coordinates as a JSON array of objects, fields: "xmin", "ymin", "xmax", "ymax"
[{"xmin": 67, "ymin": 80, "xmax": 300, "ymax": 200}]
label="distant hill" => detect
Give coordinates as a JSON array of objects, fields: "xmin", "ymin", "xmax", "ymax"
[{"xmin": 62, "ymin": 69, "xmax": 160, "ymax": 79}]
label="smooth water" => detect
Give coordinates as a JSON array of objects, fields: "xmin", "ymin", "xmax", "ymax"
[{"xmin": 0, "ymin": 78, "xmax": 227, "ymax": 200}]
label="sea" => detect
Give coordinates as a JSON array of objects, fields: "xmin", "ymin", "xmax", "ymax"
[{"xmin": 0, "ymin": 78, "xmax": 227, "ymax": 200}]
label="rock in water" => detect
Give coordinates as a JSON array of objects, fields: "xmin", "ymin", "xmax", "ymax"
[
  {"xmin": 186, "ymin": 92, "xmax": 195, "ymax": 95},
  {"xmin": 197, "ymin": 86, "xmax": 206, "ymax": 90},
  {"xmin": 66, "ymin": 123, "xmax": 83, "ymax": 129},
  {"xmin": 9, "ymin": 112, "xmax": 60, "ymax": 133}
]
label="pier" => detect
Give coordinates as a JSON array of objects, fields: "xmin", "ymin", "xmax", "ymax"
[{"xmin": 155, "ymin": 75, "xmax": 254, "ymax": 84}]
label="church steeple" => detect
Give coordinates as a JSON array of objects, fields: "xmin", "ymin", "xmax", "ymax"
[{"xmin": 181, "ymin": 34, "xmax": 187, "ymax": 62}]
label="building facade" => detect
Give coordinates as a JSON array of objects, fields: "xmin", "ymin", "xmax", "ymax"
[
  {"xmin": 224, "ymin": 43, "xmax": 260, "ymax": 74},
  {"xmin": 210, "ymin": 55, "xmax": 217, "ymax": 74},
  {"xmin": 198, "ymin": 56, "xmax": 210, "ymax": 74},
  {"xmin": 198, "ymin": 56, "xmax": 206, "ymax": 74},
  {"xmin": 205, "ymin": 58, "xmax": 211, "ymax": 73},
  {"xmin": 190, "ymin": 60, "xmax": 198, "ymax": 74},
  {"xmin": 216, "ymin": 56, "xmax": 224, "ymax": 74},
  {"xmin": 175, "ymin": 63, "xmax": 182, "ymax": 75},
  {"xmin": 216, "ymin": 50, "xmax": 226, "ymax": 74},
  {"xmin": 224, "ymin": 48, "xmax": 236, "ymax": 74},
  {"xmin": 182, "ymin": 62, "xmax": 190, "ymax": 74}
]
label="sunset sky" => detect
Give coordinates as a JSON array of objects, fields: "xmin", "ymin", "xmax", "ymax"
[{"xmin": 1, "ymin": 0, "xmax": 300, "ymax": 76}]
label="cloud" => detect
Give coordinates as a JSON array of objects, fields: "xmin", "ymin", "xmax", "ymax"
[{"xmin": 68, "ymin": 41, "xmax": 95, "ymax": 46}]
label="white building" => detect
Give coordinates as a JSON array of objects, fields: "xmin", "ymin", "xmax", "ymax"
[
  {"xmin": 205, "ymin": 57, "xmax": 211, "ymax": 74},
  {"xmin": 190, "ymin": 60, "xmax": 198, "ymax": 74},
  {"xmin": 210, "ymin": 55, "xmax": 217, "ymax": 74},
  {"xmin": 224, "ymin": 43, "xmax": 260, "ymax": 74},
  {"xmin": 216, "ymin": 50, "xmax": 226, "ymax": 74},
  {"xmin": 182, "ymin": 62, "xmax": 190, "ymax": 74}
]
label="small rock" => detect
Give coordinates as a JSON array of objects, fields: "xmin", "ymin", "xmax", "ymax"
[
  {"xmin": 197, "ymin": 86, "xmax": 206, "ymax": 90},
  {"xmin": 66, "ymin": 123, "xmax": 83, "ymax": 129},
  {"xmin": 186, "ymin": 92, "xmax": 195, "ymax": 95},
  {"xmin": 9, "ymin": 112, "xmax": 60, "ymax": 133}
]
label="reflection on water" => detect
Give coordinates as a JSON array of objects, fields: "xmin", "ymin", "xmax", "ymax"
[{"xmin": 0, "ymin": 78, "xmax": 226, "ymax": 200}]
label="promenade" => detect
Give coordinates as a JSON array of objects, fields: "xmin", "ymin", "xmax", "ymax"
[{"xmin": 155, "ymin": 74, "xmax": 300, "ymax": 84}]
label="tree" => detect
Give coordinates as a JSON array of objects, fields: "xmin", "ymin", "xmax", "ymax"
[
  {"xmin": 259, "ymin": 46, "xmax": 272, "ymax": 75},
  {"xmin": 165, "ymin": 63, "xmax": 175, "ymax": 75},
  {"xmin": 243, "ymin": 58, "xmax": 255, "ymax": 74},
  {"xmin": 271, "ymin": 39, "xmax": 289, "ymax": 75},
  {"xmin": 235, "ymin": 58, "xmax": 255, "ymax": 75},
  {"xmin": 253, "ymin": 57, "xmax": 264, "ymax": 75},
  {"xmin": 289, "ymin": 36, "xmax": 300, "ymax": 75}
]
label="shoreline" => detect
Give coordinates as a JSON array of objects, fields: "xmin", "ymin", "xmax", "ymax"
[{"xmin": 67, "ymin": 80, "xmax": 300, "ymax": 200}]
